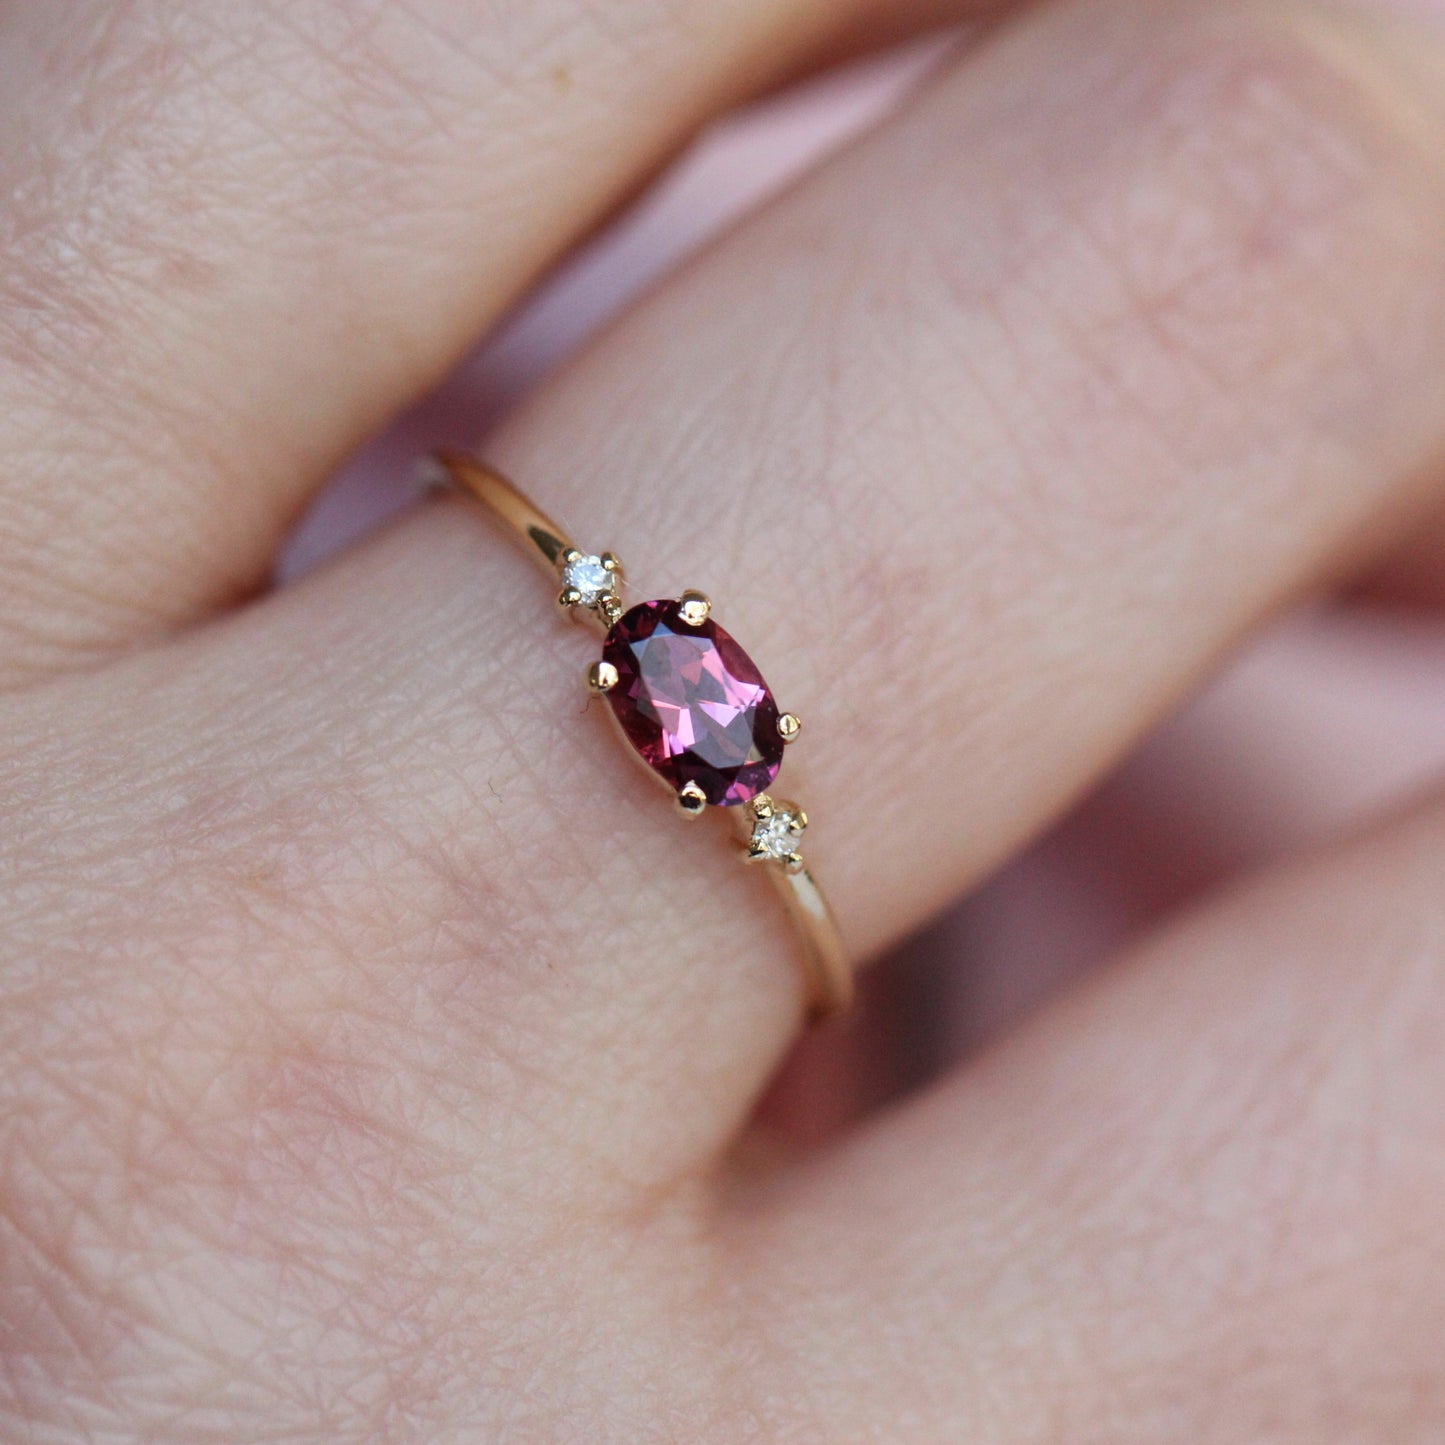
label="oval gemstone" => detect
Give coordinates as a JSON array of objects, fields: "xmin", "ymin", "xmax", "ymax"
[{"xmin": 601, "ymin": 599, "xmax": 784, "ymax": 807}]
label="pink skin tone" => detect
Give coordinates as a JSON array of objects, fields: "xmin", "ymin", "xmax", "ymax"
[
  {"xmin": 5, "ymin": 1, "xmax": 1445, "ymax": 1440},
  {"xmin": 296, "ymin": 54, "xmax": 1445, "ymax": 1138}
]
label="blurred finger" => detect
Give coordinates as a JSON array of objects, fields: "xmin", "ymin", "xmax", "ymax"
[{"xmin": 737, "ymin": 787, "xmax": 1445, "ymax": 1438}]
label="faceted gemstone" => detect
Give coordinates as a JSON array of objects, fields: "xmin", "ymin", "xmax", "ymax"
[
  {"xmin": 601, "ymin": 599, "xmax": 784, "ymax": 807},
  {"xmin": 750, "ymin": 805, "xmax": 805, "ymax": 862},
  {"xmin": 561, "ymin": 553, "xmax": 617, "ymax": 607}
]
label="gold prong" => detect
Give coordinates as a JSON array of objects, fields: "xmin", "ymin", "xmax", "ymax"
[
  {"xmin": 777, "ymin": 712, "xmax": 802, "ymax": 744},
  {"xmin": 785, "ymin": 852, "xmax": 805, "ymax": 875},
  {"xmin": 587, "ymin": 660, "xmax": 619, "ymax": 694},
  {"xmin": 677, "ymin": 590, "xmax": 711, "ymax": 627},
  {"xmin": 676, "ymin": 781, "xmax": 708, "ymax": 817},
  {"xmin": 601, "ymin": 551, "xmax": 623, "ymax": 575},
  {"xmin": 751, "ymin": 794, "xmax": 774, "ymax": 820},
  {"xmin": 558, "ymin": 586, "xmax": 583, "ymax": 611},
  {"xmin": 596, "ymin": 594, "xmax": 623, "ymax": 625},
  {"xmin": 791, "ymin": 808, "xmax": 808, "ymax": 832},
  {"xmin": 743, "ymin": 841, "xmax": 770, "ymax": 864},
  {"xmin": 560, "ymin": 547, "xmax": 583, "ymax": 567}
]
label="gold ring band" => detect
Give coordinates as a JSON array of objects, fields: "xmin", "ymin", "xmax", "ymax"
[{"xmin": 432, "ymin": 451, "xmax": 852, "ymax": 1018}]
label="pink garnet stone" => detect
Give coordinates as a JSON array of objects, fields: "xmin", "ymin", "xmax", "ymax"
[{"xmin": 601, "ymin": 599, "xmax": 784, "ymax": 807}]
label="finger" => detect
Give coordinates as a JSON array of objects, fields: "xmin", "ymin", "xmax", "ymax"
[
  {"xmin": 7, "ymin": 1, "xmax": 1445, "ymax": 1428},
  {"xmin": 0, "ymin": 0, "xmax": 971, "ymax": 683},
  {"xmin": 19, "ymin": 0, "xmax": 1444, "ymax": 1172},
  {"xmin": 948, "ymin": 608, "xmax": 1445, "ymax": 1065},
  {"xmin": 735, "ymin": 783, "xmax": 1445, "ymax": 1439}
]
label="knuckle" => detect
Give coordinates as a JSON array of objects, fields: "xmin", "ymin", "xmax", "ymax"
[
  {"xmin": 1082, "ymin": 2, "xmax": 1443, "ymax": 385},
  {"xmin": 875, "ymin": 0, "xmax": 1445, "ymax": 576}
]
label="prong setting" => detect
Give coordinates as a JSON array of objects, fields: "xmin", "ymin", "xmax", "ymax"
[
  {"xmin": 558, "ymin": 550, "xmax": 624, "ymax": 618},
  {"xmin": 437, "ymin": 449, "xmax": 853, "ymax": 1017},
  {"xmin": 676, "ymin": 781, "xmax": 708, "ymax": 817},
  {"xmin": 677, "ymin": 590, "xmax": 712, "ymax": 627},
  {"xmin": 587, "ymin": 660, "xmax": 619, "ymax": 695},
  {"xmin": 744, "ymin": 794, "xmax": 808, "ymax": 870},
  {"xmin": 777, "ymin": 712, "xmax": 802, "ymax": 744}
]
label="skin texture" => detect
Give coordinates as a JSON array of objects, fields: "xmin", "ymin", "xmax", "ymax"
[{"xmin": 2, "ymin": 0, "xmax": 1445, "ymax": 1440}]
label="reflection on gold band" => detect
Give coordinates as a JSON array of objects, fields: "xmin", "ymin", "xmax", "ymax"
[{"xmin": 431, "ymin": 450, "xmax": 853, "ymax": 1019}]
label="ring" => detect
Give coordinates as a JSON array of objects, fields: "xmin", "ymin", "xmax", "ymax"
[{"xmin": 432, "ymin": 451, "xmax": 853, "ymax": 1018}]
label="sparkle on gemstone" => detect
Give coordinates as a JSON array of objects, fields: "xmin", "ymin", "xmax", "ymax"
[
  {"xmin": 561, "ymin": 554, "xmax": 617, "ymax": 606},
  {"xmin": 752, "ymin": 807, "xmax": 804, "ymax": 862},
  {"xmin": 601, "ymin": 599, "xmax": 785, "ymax": 807}
]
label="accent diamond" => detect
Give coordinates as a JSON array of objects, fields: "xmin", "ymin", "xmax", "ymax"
[
  {"xmin": 560, "ymin": 554, "xmax": 617, "ymax": 607},
  {"xmin": 750, "ymin": 802, "xmax": 805, "ymax": 864}
]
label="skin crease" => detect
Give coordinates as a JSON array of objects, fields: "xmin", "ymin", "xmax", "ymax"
[{"xmin": 3, "ymin": 3, "xmax": 1445, "ymax": 1444}]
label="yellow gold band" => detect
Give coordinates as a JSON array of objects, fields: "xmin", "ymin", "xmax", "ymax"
[{"xmin": 432, "ymin": 450, "xmax": 852, "ymax": 1019}]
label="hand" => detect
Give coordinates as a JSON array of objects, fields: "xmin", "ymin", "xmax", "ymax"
[{"xmin": 4, "ymin": 1, "xmax": 1445, "ymax": 1439}]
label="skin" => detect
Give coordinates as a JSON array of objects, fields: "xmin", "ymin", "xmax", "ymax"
[{"xmin": 2, "ymin": 0, "xmax": 1445, "ymax": 1438}]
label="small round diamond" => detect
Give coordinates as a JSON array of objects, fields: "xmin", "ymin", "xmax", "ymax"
[
  {"xmin": 751, "ymin": 804, "xmax": 805, "ymax": 863},
  {"xmin": 561, "ymin": 554, "xmax": 617, "ymax": 607}
]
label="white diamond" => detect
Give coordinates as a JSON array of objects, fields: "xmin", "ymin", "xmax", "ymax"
[
  {"xmin": 752, "ymin": 808, "xmax": 803, "ymax": 862},
  {"xmin": 561, "ymin": 554, "xmax": 617, "ymax": 606}
]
